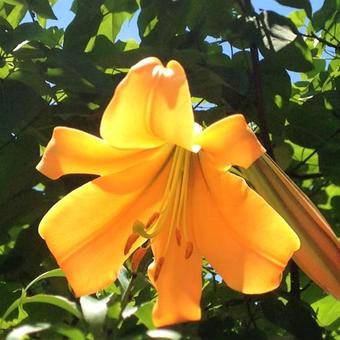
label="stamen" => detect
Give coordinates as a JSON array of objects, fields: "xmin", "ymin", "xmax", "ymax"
[
  {"xmin": 154, "ymin": 257, "xmax": 165, "ymax": 281},
  {"xmin": 132, "ymin": 146, "xmax": 194, "ymax": 266},
  {"xmin": 131, "ymin": 248, "xmax": 148, "ymax": 272},
  {"xmin": 124, "ymin": 233, "xmax": 139, "ymax": 255},
  {"xmin": 145, "ymin": 212, "xmax": 160, "ymax": 230},
  {"xmin": 175, "ymin": 228, "xmax": 182, "ymax": 246},
  {"xmin": 185, "ymin": 242, "xmax": 194, "ymax": 259}
]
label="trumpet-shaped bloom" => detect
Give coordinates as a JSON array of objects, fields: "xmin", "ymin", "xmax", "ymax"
[
  {"xmin": 37, "ymin": 57, "xmax": 300, "ymax": 327},
  {"xmin": 243, "ymin": 154, "xmax": 340, "ymax": 298}
]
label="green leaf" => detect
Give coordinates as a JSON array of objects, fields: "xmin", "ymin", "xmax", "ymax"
[
  {"xmin": 275, "ymin": 0, "xmax": 312, "ymax": 18},
  {"xmin": 45, "ymin": 49, "xmax": 112, "ymax": 97},
  {"xmin": 5, "ymin": 294, "xmax": 81, "ymax": 320},
  {"xmin": 117, "ymin": 267, "xmax": 130, "ymax": 292},
  {"xmin": 6, "ymin": 322, "xmax": 50, "ymax": 340},
  {"xmin": 97, "ymin": 0, "xmax": 138, "ymax": 42},
  {"xmin": 0, "ymin": 134, "xmax": 40, "ymax": 207},
  {"xmin": 79, "ymin": 296, "xmax": 108, "ymax": 329},
  {"xmin": 50, "ymin": 324, "xmax": 86, "ymax": 340},
  {"xmin": 28, "ymin": 0, "xmax": 57, "ymax": 19},
  {"xmin": 259, "ymin": 11, "xmax": 313, "ymax": 72},
  {"xmin": 25, "ymin": 269, "xmax": 64, "ymax": 292},
  {"xmin": 0, "ymin": 79, "xmax": 46, "ymax": 143},
  {"xmin": 286, "ymin": 299, "xmax": 323, "ymax": 339},
  {"xmin": 5, "ymin": 2, "xmax": 27, "ymax": 28},
  {"xmin": 288, "ymin": 9, "xmax": 307, "ymax": 28},
  {"xmin": 312, "ymin": 0, "xmax": 339, "ymax": 32},
  {"xmin": 286, "ymin": 97, "xmax": 340, "ymax": 149},
  {"xmin": 147, "ymin": 329, "xmax": 182, "ymax": 340},
  {"xmin": 260, "ymin": 11, "xmax": 298, "ymax": 52},
  {"xmin": 312, "ymin": 295, "xmax": 340, "ymax": 329},
  {"xmin": 64, "ymin": 0, "xmax": 104, "ymax": 52},
  {"xmin": 134, "ymin": 302, "xmax": 154, "ymax": 329}
]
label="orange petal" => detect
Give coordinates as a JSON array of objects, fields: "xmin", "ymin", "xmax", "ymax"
[
  {"xmin": 37, "ymin": 127, "xmax": 170, "ymax": 179},
  {"xmin": 196, "ymin": 114, "xmax": 266, "ymax": 169},
  {"xmin": 38, "ymin": 148, "xmax": 171, "ymax": 296},
  {"xmin": 188, "ymin": 156, "xmax": 300, "ymax": 294},
  {"xmin": 148, "ymin": 223, "xmax": 201, "ymax": 327},
  {"xmin": 100, "ymin": 57, "xmax": 194, "ymax": 150}
]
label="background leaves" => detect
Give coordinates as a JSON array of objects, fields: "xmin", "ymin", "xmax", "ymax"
[{"xmin": 0, "ymin": 0, "xmax": 339, "ymax": 339}]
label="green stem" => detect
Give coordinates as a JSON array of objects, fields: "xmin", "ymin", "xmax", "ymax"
[{"xmin": 119, "ymin": 273, "xmax": 137, "ymax": 321}]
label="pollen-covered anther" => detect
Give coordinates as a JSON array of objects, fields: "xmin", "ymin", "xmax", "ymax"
[
  {"xmin": 175, "ymin": 228, "xmax": 182, "ymax": 246},
  {"xmin": 145, "ymin": 212, "xmax": 160, "ymax": 230},
  {"xmin": 124, "ymin": 232, "xmax": 139, "ymax": 255},
  {"xmin": 185, "ymin": 242, "xmax": 194, "ymax": 259},
  {"xmin": 154, "ymin": 256, "xmax": 165, "ymax": 281},
  {"xmin": 131, "ymin": 247, "xmax": 148, "ymax": 272}
]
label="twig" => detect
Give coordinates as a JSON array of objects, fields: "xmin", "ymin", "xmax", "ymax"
[
  {"xmin": 249, "ymin": 43, "xmax": 274, "ymax": 158},
  {"xmin": 118, "ymin": 272, "xmax": 137, "ymax": 321},
  {"xmin": 301, "ymin": 32, "xmax": 340, "ymax": 50},
  {"xmin": 290, "ymin": 261, "xmax": 300, "ymax": 299}
]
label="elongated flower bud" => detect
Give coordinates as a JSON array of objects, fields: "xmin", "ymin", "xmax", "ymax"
[{"xmin": 242, "ymin": 153, "xmax": 340, "ymax": 298}]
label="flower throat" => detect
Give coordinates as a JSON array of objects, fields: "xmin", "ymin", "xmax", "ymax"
[{"xmin": 125, "ymin": 146, "xmax": 193, "ymax": 280}]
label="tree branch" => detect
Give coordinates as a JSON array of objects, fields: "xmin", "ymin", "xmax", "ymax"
[
  {"xmin": 249, "ymin": 43, "xmax": 274, "ymax": 158},
  {"xmin": 300, "ymin": 32, "xmax": 340, "ymax": 50}
]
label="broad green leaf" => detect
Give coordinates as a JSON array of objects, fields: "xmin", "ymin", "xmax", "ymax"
[
  {"xmin": 0, "ymin": 79, "xmax": 46, "ymax": 143},
  {"xmin": 312, "ymin": 295, "xmax": 340, "ymax": 329},
  {"xmin": 312, "ymin": 0, "xmax": 339, "ymax": 31},
  {"xmin": 5, "ymin": 2, "xmax": 27, "ymax": 28},
  {"xmin": 275, "ymin": 0, "xmax": 312, "ymax": 18},
  {"xmin": 286, "ymin": 96, "xmax": 340, "ymax": 149},
  {"xmin": 134, "ymin": 302, "xmax": 154, "ymax": 329},
  {"xmin": 64, "ymin": 0, "xmax": 104, "ymax": 52},
  {"xmin": 259, "ymin": 11, "xmax": 313, "ymax": 72},
  {"xmin": 97, "ymin": 0, "xmax": 138, "ymax": 42},
  {"xmin": 288, "ymin": 9, "xmax": 307, "ymax": 28},
  {"xmin": 28, "ymin": 0, "xmax": 57, "ymax": 19},
  {"xmin": 4, "ymin": 294, "xmax": 81, "ymax": 321},
  {"xmin": 260, "ymin": 11, "xmax": 298, "ymax": 52}
]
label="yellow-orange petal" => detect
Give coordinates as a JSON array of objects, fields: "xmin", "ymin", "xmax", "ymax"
[
  {"xmin": 148, "ymin": 222, "xmax": 202, "ymax": 327},
  {"xmin": 196, "ymin": 114, "xmax": 265, "ymax": 169},
  {"xmin": 38, "ymin": 148, "xmax": 171, "ymax": 296},
  {"xmin": 36, "ymin": 127, "xmax": 171, "ymax": 180},
  {"xmin": 188, "ymin": 156, "xmax": 300, "ymax": 294},
  {"xmin": 100, "ymin": 57, "xmax": 194, "ymax": 150}
]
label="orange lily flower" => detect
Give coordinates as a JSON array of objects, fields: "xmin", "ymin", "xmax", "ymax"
[{"xmin": 37, "ymin": 57, "xmax": 300, "ymax": 327}]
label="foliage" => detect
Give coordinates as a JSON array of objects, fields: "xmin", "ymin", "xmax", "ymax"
[{"xmin": 0, "ymin": 0, "xmax": 339, "ymax": 338}]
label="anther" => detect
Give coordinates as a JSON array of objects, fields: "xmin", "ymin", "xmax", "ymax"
[
  {"xmin": 185, "ymin": 242, "xmax": 193, "ymax": 259},
  {"xmin": 154, "ymin": 257, "xmax": 165, "ymax": 281},
  {"xmin": 145, "ymin": 212, "xmax": 160, "ymax": 230},
  {"xmin": 131, "ymin": 248, "xmax": 148, "ymax": 272},
  {"xmin": 175, "ymin": 228, "xmax": 182, "ymax": 246},
  {"xmin": 124, "ymin": 233, "xmax": 139, "ymax": 255}
]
